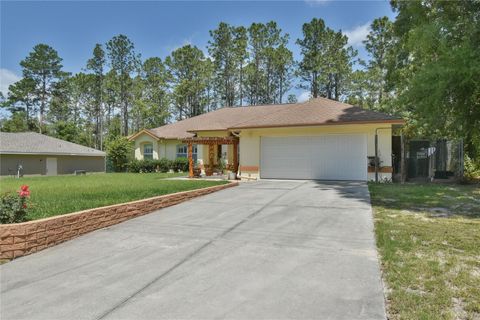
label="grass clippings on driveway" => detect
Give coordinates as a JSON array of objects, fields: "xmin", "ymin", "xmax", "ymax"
[
  {"xmin": 1, "ymin": 173, "xmax": 227, "ymax": 221},
  {"xmin": 369, "ymin": 183, "xmax": 480, "ymax": 320}
]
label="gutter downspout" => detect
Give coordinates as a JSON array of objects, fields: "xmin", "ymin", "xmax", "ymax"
[{"xmin": 375, "ymin": 127, "xmax": 392, "ymax": 183}]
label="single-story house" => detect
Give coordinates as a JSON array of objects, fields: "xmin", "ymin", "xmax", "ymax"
[
  {"xmin": 129, "ymin": 97, "xmax": 404, "ymax": 181},
  {"xmin": 0, "ymin": 132, "xmax": 106, "ymax": 176}
]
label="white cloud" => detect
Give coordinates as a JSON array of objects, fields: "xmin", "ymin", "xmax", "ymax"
[
  {"xmin": 0, "ymin": 68, "xmax": 21, "ymax": 97},
  {"xmin": 298, "ymin": 91, "xmax": 311, "ymax": 102},
  {"xmin": 305, "ymin": 0, "xmax": 330, "ymax": 7},
  {"xmin": 344, "ymin": 22, "xmax": 371, "ymax": 47},
  {"xmin": 166, "ymin": 38, "xmax": 193, "ymax": 53}
]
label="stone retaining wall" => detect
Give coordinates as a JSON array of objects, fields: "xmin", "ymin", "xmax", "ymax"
[{"xmin": 0, "ymin": 182, "xmax": 238, "ymax": 260}]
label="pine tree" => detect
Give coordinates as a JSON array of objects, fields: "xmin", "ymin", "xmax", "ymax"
[
  {"xmin": 132, "ymin": 57, "xmax": 171, "ymax": 130},
  {"xmin": 19, "ymin": 44, "xmax": 69, "ymax": 132},
  {"xmin": 106, "ymin": 35, "xmax": 139, "ymax": 136},
  {"xmin": 208, "ymin": 22, "xmax": 248, "ymax": 107},
  {"xmin": 297, "ymin": 18, "xmax": 356, "ymax": 100},
  {"xmin": 166, "ymin": 45, "xmax": 212, "ymax": 119},
  {"xmin": 244, "ymin": 21, "xmax": 291, "ymax": 105},
  {"xmin": 362, "ymin": 17, "xmax": 394, "ymax": 110},
  {"xmin": 6, "ymin": 78, "xmax": 37, "ymax": 129},
  {"xmin": 86, "ymin": 44, "xmax": 106, "ymax": 149}
]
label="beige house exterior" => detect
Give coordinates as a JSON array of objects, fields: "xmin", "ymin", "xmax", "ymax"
[
  {"xmin": 0, "ymin": 132, "xmax": 106, "ymax": 176},
  {"xmin": 129, "ymin": 98, "xmax": 403, "ymax": 181}
]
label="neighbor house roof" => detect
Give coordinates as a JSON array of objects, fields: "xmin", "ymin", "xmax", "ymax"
[
  {"xmin": 0, "ymin": 132, "xmax": 106, "ymax": 156},
  {"xmin": 130, "ymin": 97, "xmax": 403, "ymax": 140}
]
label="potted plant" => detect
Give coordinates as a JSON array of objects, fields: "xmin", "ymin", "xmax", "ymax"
[
  {"xmin": 193, "ymin": 161, "xmax": 201, "ymax": 177},
  {"xmin": 217, "ymin": 158, "xmax": 226, "ymax": 175},
  {"xmin": 228, "ymin": 171, "xmax": 237, "ymax": 180},
  {"xmin": 205, "ymin": 165, "xmax": 214, "ymax": 176},
  {"xmin": 224, "ymin": 163, "xmax": 237, "ymax": 180}
]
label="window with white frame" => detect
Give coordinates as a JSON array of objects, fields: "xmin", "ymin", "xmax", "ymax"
[
  {"xmin": 177, "ymin": 144, "xmax": 197, "ymax": 161},
  {"xmin": 143, "ymin": 143, "xmax": 153, "ymax": 160}
]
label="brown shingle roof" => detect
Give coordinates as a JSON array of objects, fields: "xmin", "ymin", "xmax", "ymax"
[
  {"xmin": 142, "ymin": 97, "xmax": 403, "ymax": 139},
  {"xmin": 229, "ymin": 98, "xmax": 402, "ymax": 129}
]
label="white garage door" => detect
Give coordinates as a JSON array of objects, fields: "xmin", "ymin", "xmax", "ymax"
[{"xmin": 260, "ymin": 135, "xmax": 367, "ymax": 181}]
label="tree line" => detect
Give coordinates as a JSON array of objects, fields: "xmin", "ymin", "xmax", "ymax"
[{"xmin": 1, "ymin": 0, "xmax": 479, "ymax": 160}]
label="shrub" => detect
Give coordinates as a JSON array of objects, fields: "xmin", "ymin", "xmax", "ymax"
[
  {"xmin": 157, "ymin": 158, "xmax": 172, "ymax": 173},
  {"xmin": 127, "ymin": 160, "xmax": 142, "ymax": 173},
  {"xmin": 0, "ymin": 185, "xmax": 30, "ymax": 224},
  {"xmin": 127, "ymin": 158, "xmax": 173, "ymax": 173},
  {"xmin": 127, "ymin": 160, "xmax": 155, "ymax": 173},
  {"xmin": 464, "ymin": 155, "xmax": 480, "ymax": 180},
  {"xmin": 127, "ymin": 158, "xmax": 191, "ymax": 173},
  {"xmin": 106, "ymin": 137, "xmax": 133, "ymax": 172},
  {"xmin": 173, "ymin": 157, "xmax": 189, "ymax": 172},
  {"xmin": 141, "ymin": 160, "xmax": 156, "ymax": 173}
]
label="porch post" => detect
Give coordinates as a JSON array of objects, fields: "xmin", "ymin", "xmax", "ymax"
[
  {"xmin": 208, "ymin": 144, "xmax": 214, "ymax": 176},
  {"xmin": 188, "ymin": 142, "xmax": 193, "ymax": 178},
  {"xmin": 233, "ymin": 141, "xmax": 239, "ymax": 173}
]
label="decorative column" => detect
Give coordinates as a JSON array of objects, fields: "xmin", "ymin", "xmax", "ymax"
[
  {"xmin": 207, "ymin": 144, "xmax": 215, "ymax": 176},
  {"xmin": 233, "ymin": 141, "xmax": 239, "ymax": 173},
  {"xmin": 188, "ymin": 142, "xmax": 193, "ymax": 178}
]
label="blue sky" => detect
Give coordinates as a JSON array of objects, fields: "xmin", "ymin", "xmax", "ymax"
[{"xmin": 1, "ymin": 0, "xmax": 395, "ymax": 99}]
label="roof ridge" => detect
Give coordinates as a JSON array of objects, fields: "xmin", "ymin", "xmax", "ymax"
[
  {"xmin": 149, "ymin": 100, "xmax": 311, "ymax": 132},
  {"xmin": 308, "ymin": 97, "xmax": 353, "ymax": 107},
  {"xmin": 227, "ymin": 97, "xmax": 355, "ymax": 129},
  {"xmin": 150, "ymin": 107, "xmax": 232, "ymax": 131},
  {"xmin": 227, "ymin": 102, "xmax": 305, "ymax": 130},
  {"xmin": 224, "ymin": 99, "xmax": 308, "ymax": 109}
]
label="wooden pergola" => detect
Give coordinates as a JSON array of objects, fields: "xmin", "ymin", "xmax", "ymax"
[{"xmin": 182, "ymin": 136, "xmax": 239, "ymax": 178}]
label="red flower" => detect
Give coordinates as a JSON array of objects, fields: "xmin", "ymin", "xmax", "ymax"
[{"xmin": 18, "ymin": 185, "xmax": 30, "ymax": 198}]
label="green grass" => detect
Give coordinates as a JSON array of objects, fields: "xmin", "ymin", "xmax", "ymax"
[
  {"xmin": 369, "ymin": 183, "xmax": 480, "ymax": 320},
  {"xmin": 0, "ymin": 173, "xmax": 228, "ymax": 221}
]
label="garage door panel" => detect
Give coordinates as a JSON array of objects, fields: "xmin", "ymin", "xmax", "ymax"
[
  {"xmin": 261, "ymin": 135, "xmax": 367, "ymax": 181},
  {"xmin": 261, "ymin": 137, "xmax": 311, "ymax": 179}
]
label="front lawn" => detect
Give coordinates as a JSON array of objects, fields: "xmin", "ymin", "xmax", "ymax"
[
  {"xmin": 369, "ymin": 183, "xmax": 480, "ymax": 320},
  {"xmin": 0, "ymin": 173, "xmax": 227, "ymax": 221}
]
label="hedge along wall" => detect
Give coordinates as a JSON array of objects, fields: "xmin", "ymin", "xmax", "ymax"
[{"xmin": 0, "ymin": 182, "xmax": 238, "ymax": 260}]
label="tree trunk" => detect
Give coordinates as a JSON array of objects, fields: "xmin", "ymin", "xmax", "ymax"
[
  {"xmin": 40, "ymin": 74, "xmax": 46, "ymax": 133},
  {"xmin": 239, "ymin": 64, "xmax": 243, "ymax": 106},
  {"xmin": 312, "ymin": 72, "xmax": 318, "ymax": 98},
  {"xmin": 279, "ymin": 76, "xmax": 283, "ymax": 104},
  {"xmin": 334, "ymin": 74, "xmax": 339, "ymax": 101},
  {"xmin": 25, "ymin": 103, "xmax": 30, "ymax": 126},
  {"xmin": 100, "ymin": 108, "xmax": 103, "ymax": 150},
  {"xmin": 123, "ymin": 99, "xmax": 128, "ymax": 136}
]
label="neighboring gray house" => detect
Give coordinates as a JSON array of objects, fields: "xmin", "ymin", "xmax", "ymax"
[{"xmin": 0, "ymin": 132, "xmax": 106, "ymax": 176}]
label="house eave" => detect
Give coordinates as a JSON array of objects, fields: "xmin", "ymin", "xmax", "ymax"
[
  {"xmin": 128, "ymin": 129, "xmax": 161, "ymax": 141},
  {"xmin": 228, "ymin": 119, "xmax": 405, "ymax": 130}
]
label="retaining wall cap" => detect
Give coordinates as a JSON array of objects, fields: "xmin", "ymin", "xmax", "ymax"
[{"xmin": 0, "ymin": 181, "xmax": 238, "ymax": 227}]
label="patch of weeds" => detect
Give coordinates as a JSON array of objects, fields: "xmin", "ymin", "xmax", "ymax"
[{"xmin": 369, "ymin": 183, "xmax": 480, "ymax": 319}]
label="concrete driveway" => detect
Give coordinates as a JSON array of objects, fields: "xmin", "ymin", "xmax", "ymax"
[{"xmin": 1, "ymin": 180, "xmax": 385, "ymax": 320}]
